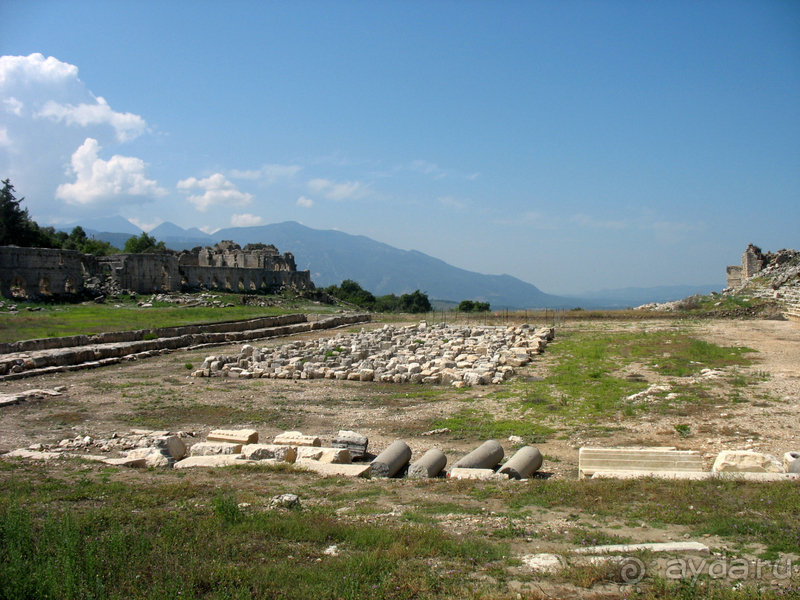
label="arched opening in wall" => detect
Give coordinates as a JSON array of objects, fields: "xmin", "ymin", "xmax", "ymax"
[
  {"xmin": 38, "ymin": 276, "xmax": 51, "ymax": 295},
  {"xmin": 64, "ymin": 276, "xmax": 76, "ymax": 294},
  {"xmin": 261, "ymin": 277, "xmax": 267, "ymax": 289},
  {"xmin": 181, "ymin": 276, "xmax": 188, "ymax": 289},
  {"xmin": 197, "ymin": 275, "xmax": 204, "ymax": 288},
  {"xmin": 238, "ymin": 278, "xmax": 245, "ymax": 291},
  {"xmin": 211, "ymin": 276, "xmax": 219, "ymax": 289},
  {"xmin": 10, "ymin": 275, "xmax": 27, "ymax": 298},
  {"xmin": 249, "ymin": 278, "xmax": 257, "ymax": 291},
  {"xmin": 225, "ymin": 276, "xmax": 232, "ymax": 290}
]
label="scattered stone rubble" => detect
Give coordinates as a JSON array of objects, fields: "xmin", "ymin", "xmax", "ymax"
[{"xmin": 191, "ymin": 322, "xmax": 555, "ymax": 386}]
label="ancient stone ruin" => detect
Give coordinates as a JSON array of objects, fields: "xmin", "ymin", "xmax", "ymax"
[
  {"xmin": 0, "ymin": 241, "xmax": 313, "ymax": 299},
  {"xmin": 725, "ymin": 243, "xmax": 800, "ymax": 320}
]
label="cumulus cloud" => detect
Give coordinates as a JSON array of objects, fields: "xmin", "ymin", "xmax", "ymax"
[
  {"xmin": 307, "ymin": 178, "xmax": 370, "ymax": 201},
  {"xmin": 0, "ymin": 53, "xmax": 78, "ymax": 86},
  {"xmin": 230, "ymin": 213, "xmax": 263, "ymax": 227},
  {"xmin": 55, "ymin": 138, "xmax": 167, "ymax": 206},
  {"xmin": 36, "ymin": 97, "xmax": 146, "ymax": 142},
  {"xmin": 0, "ymin": 54, "xmax": 148, "ymax": 143},
  {"xmin": 177, "ymin": 173, "xmax": 254, "ymax": 212},
  {"xmin": 296, "ymin": 196, "xmax": 314, "ymax": 208}
]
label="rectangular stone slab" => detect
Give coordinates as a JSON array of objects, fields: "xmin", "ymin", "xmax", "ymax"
[
  {"xmin": 448, "ymin": 467, "xmax": 509, "ymax": 481},
  {"xmin": 102, "ymin": 457, "xmax": 147, "ymax": 468},
  {"xmin": 174, "ymin": 455, "xmax": 254, "ymax": 469},
  {"xmin": 190, "ymin": 442, "xmax": 242, "ymax": 456},
  {"xmin": 207, "ymin": 429, "xmax": 259, "ymax": 444},
  {"xmin": 273, "ymin": 431, "xmax": 321, "ymax": 447},
  {"xmin": 574, "ymin": 541, "xmax": 709, "ymax": 555},
  {"xmin": 579, "ymin": 447, "xmax": 704, "ymax": 479},
  {"xmin": 295, "ymin": 461, "xmax": 371, "ymax": 478}
]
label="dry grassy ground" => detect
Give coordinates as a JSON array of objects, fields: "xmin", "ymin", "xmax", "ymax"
[{"xmin": 1, "ymin": 316, "xmax": 798, "ymax": 599}]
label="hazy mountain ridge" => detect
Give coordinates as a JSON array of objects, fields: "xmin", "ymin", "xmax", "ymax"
[{"xmin": 61, "ymin": 218, "xmax": 722, "ymax": 309}]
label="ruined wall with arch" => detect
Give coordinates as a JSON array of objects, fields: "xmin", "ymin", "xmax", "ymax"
[
  {"xmin": 1, "ymin": 244, "xmax": 313, "ymax": 299},
  {"xmin": 0, "ymin": 247, "xmax": 89, "ymax": 298}
]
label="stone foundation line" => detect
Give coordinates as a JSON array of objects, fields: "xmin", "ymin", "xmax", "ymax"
[{"xmin": 0, "ymin": 313, "xmax": 370, "ymax": 382}]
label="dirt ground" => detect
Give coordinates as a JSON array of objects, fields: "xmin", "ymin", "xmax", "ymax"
[
  {"xmin": 1, "ymin": 316, "xmax": 799, "ymax": 595},
  {"xmin": 2, "ymin": 317, "xmax": 797, "ymax": 469}
]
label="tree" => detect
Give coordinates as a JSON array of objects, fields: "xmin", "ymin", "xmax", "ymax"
[
  {"xmin": 457, "ymin": 300, "xmax": 475, "ymax": 312},
  {"xmin": 123, "ymin": 231, "xmax": 167, "ymax": 254},
  {"xmin": 398, "ymin": 290, "xmax": 431, "ymax": 313},
  {"xmin": 0, "ymin": 179, "xmax": 57, "ymax": 248}
]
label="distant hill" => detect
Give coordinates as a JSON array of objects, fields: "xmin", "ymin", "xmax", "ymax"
[
  {"xmin": 62, "ymin": 216, "xmax": 142, "ymax": 236},
  {"xmin": 211, "ymin": 221, "xmax": 571, "ymax": 308},
  {"xmin": 57, "ymin": 218, "xmax": 722, "ymax": 309},
  {"xmin": 149, "ymin": 222, "xmax": 212, "ymax": 250}
]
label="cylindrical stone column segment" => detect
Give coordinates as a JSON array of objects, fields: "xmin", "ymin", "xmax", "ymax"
[
  {"xmin": 408, "ymin": 448, "xmax": 447, "ymax": 479},
  {"xmin": 371, "ymin": 440, "xmax": 412, "ymax": 478},
  {"xmin": 498, "ymin": 446, "xmax": 543, "ymax": 479},
  {"xmin": 451, "ymin": 440, "xmax": 504, "ymax": 470}
]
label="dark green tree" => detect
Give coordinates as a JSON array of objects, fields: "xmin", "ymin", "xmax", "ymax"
[
  {"xmin": 398, "ymin": 290, "xmax": 431, "ymax": 313},
  {"xmin": 457, "ymin": 300, "xmax": 475, "ymax": 312},
  {"xmin": 0, "ymin": 179, "xmax": 57, "ymax": 247},
  {"xmin": 123, "ymin": 231, "xmax": 167, "ymax": 253}
]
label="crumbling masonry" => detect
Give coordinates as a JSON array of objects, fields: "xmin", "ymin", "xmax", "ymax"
[{"xmin": 0, "ymin": 241, "xmax": 313, "ymax": 299}]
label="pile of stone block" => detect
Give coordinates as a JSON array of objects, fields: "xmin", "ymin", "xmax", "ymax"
[{"xmin": 191, "ymin": 322, "xmax": 555, "ymax": 387}]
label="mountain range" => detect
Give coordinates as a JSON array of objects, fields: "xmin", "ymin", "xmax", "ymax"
[{"xmin": 59, "ymin": 219, "xmax": 722, "ymax": 309}]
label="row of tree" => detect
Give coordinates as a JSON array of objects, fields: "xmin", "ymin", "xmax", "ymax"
[
  {"xmin": 322, "ymin": 279, "xmax": 492, "ymax": 314},
  {"xmin": 0, "ymin": 179, "xmax": 166, "ymax": 255},
  {"xmin": 322, "ymin": 279, "xmax": 433, "ymax": 313}
]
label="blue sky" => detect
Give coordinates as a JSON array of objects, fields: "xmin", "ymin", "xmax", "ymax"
[{"xmin": 1, "ymin": 0, "xmax": 798, "ymax": 295}]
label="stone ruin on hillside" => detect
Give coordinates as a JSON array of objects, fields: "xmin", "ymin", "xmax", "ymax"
[{"xmin": 0, "ymin": 241, "xmax": 314, "ymax": 299}]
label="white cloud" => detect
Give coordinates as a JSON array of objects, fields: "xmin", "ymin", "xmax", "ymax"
[
  {"xmin": 0, "ymin": 54, "xmax": 148, "ymax": 143},
  {"xmin": 230, "ymin": 163, "xmax": 302, "ymax": 182},
  {"xmin": 438, "ymin": 196, "xmax": 465, "ymax": 210},
  {"xmin": 55, "ymin": 138, "xmax": 167, "ymax": 206},
  {"xmin": 177, "ymin": 173, "xmax": 253, "ymax": 212},
  {"xmin": 128, "ymin": 217, "xmax": 162, "ymax": 232},
  {"xmin": 4, "ymin": 97, "xmax": 23, "ymax": 115},
  {"xmin": 572, "ymin": 213, "xmax": 628, "ymax": 230},
  {"xmin": 230, "ymin": 213, "xmax": 263, "ymax": 227},
  {"xmin": 307, "ymin": 178, "xmax": 370, "ymax": 201},
  {"xmin": 0, "ymin": 53, "xmax": 78, "ymax": 86},
  {"xmin": 296, "ymin": 196, "xmax": 314, "ymax": 208},
  {"xmin": 36, "ymin": 97, "xmax": 146, "ymax": 142},
  {"xmin": 0, "ymin": 127, "xmax": 9, "ymax": 146},
  {"xmin": 199, "ymin": 225, "xmax": 220, "ymax": 235}
]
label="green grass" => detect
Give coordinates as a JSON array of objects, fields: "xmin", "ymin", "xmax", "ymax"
[
  {"xmin": 431, "ymin": 408, "xmax": 555, "ymax": 442},
  {"xmin": 0, "ymin": 472, "xmax": 509, "ymax": 600},
  {"xmin": 2, "ymin": 459, "xmax": 799, "ymax": 598},
  {"xmin": 0, "ymin": 293, "xmax": 339, "ymax": 343},
  {"xmin": 502, "ymin": 328, "xmax": 757, "ymax": 423}
]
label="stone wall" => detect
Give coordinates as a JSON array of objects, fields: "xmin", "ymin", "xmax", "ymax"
[
  {"xmin": 0, "ymin": 247, "xmax": 89, "ymax": 298},
  {"xmin": 726, "ymin": 266, "xmax": 742, "ymax": 288},
  {"xmin": 1, "ymin": 242, "xmax": 314, "ymax": 298}
]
